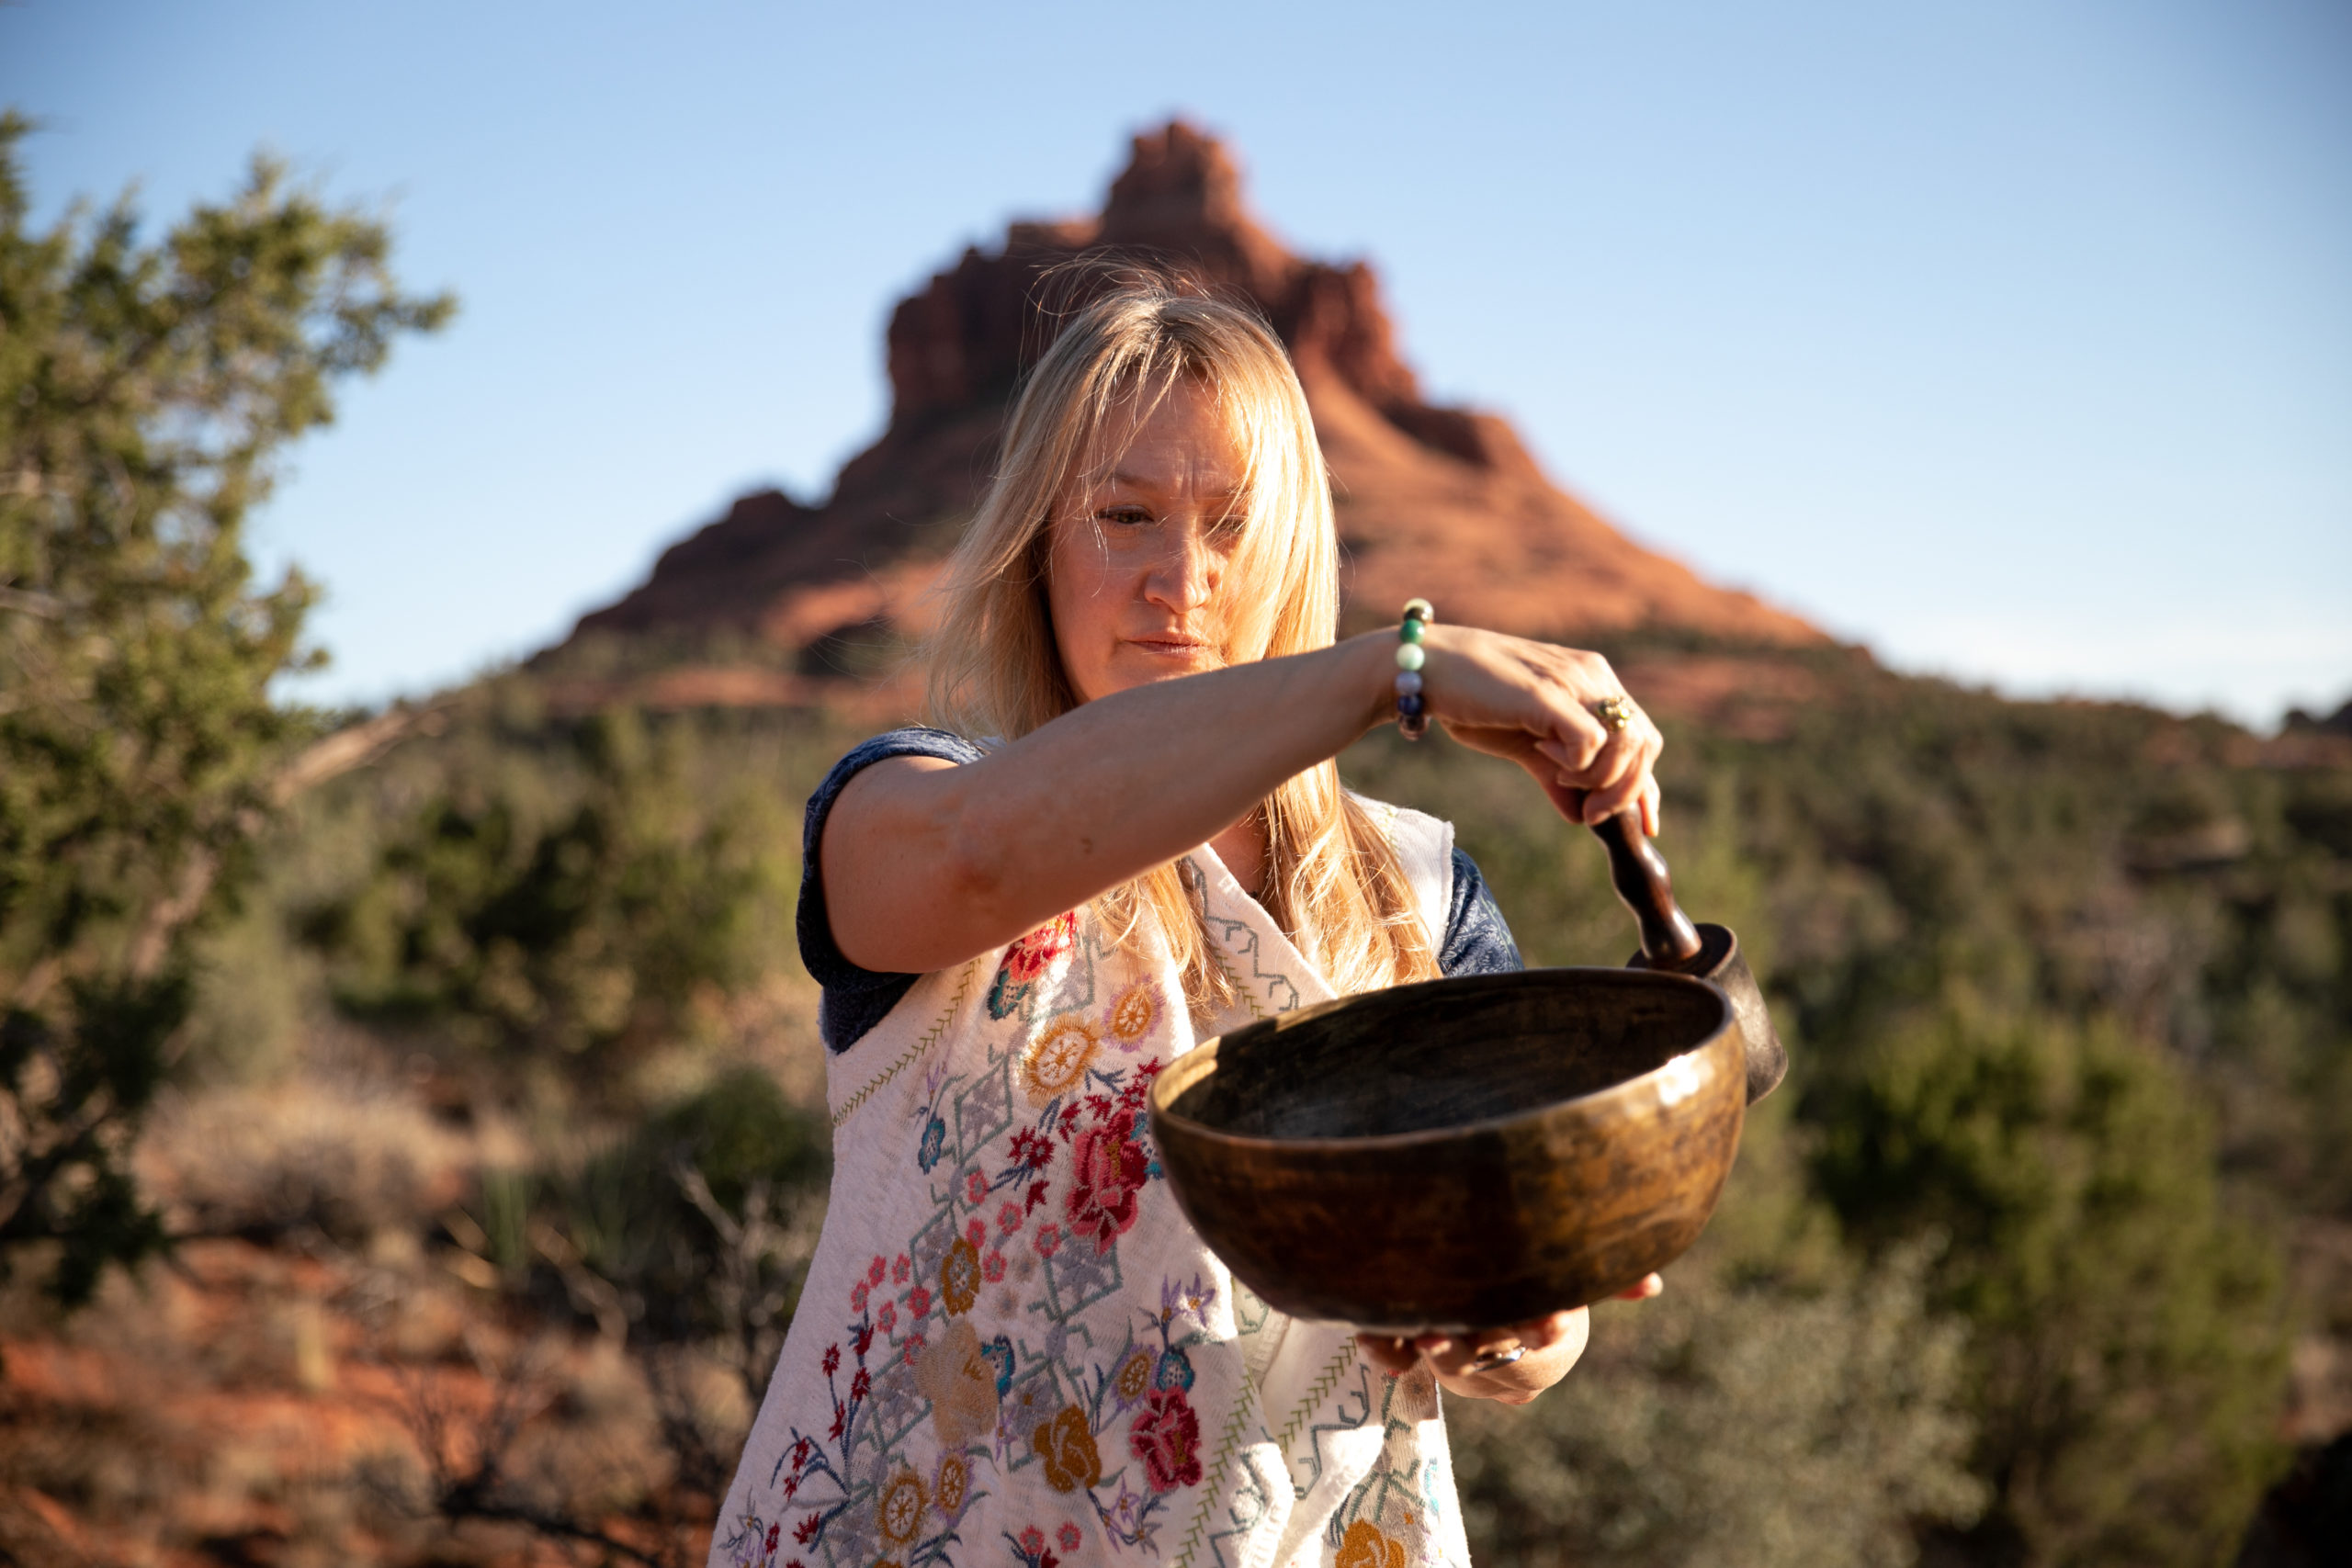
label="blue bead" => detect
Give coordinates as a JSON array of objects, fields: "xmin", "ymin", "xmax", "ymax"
[
  {"xmin": 1396, "ymin": 693, "xmax": 1425, "ymax": 717},
  {"xmin": 1394, "ymin": 670, "xmax": 1423, "ymax": 696}
]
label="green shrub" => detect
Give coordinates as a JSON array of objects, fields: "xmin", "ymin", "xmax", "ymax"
[
  {"xmin": 1815, "ymin": 1008, "xmax": 2290, "ymax": 1564},
  {"xmin": 1453, "ymin": 1241, "xmax": 1984, "ymax": 1568}
]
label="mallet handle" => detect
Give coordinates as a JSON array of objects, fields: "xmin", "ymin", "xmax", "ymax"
[{"xmin": 1591, "ymin": 811, "xmax": 1705, "ymax": 966}]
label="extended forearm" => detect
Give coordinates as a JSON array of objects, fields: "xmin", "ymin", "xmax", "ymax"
[{"xmin": 827, "ymin": 632, "xmax": 1396, "ymax": 972}]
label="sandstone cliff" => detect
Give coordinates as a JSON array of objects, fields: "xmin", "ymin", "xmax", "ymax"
[{"xmin": 563, "ymin": 121, "xmax": 1822, "ymax": 668}]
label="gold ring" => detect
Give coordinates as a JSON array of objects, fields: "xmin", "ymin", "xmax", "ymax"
[{"xmin": 1589, "ymin": 694, "xmax": 1636, "ymax": 733}]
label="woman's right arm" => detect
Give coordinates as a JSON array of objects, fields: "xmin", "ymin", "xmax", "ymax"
[{"xmin": 820, "ymin": 625, "xmax": 1662, "ymax": 975}]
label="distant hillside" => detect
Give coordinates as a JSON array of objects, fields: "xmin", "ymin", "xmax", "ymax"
[{"xmin": 557, "ymin": 121, "xmax": 1822, "ymax": 672}]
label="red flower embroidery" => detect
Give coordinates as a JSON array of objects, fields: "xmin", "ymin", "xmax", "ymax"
[
  {"xmin": 1033, "ymin": 1223, "xmax": 1062, "ymax": 1258},
  {"xmin": 1131, "ymin": 1387, "xmax": 1204, "ymax": 1493},
  {"xmin": 908, "ymin": 1285, "xmax": 933, "ymax": 1318},
  {"xmin": 982, "ymin": 1249, "xmax": 1007, "ymax": 1282},
  {"xmin": 1065, "ymin": 1122, "xmax": 1149, "ymax": 1254},
  {"xmin": 1057, "ymin": 1521, "xmax": 1083, "ymax": 1551},
  {"xmin": 1003, "ymin": 913, "xmax": 1077, "ymax": 981}
]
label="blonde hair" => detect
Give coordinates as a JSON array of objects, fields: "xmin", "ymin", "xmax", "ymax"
[{"xmin": 925, "ymin": 270, "xmax": 1440, "ymax": 1010}]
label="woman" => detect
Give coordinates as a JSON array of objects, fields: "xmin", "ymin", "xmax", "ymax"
[{"xmin": 712, "ymin": 277, "xmax": 1665, "ymax": 1568}]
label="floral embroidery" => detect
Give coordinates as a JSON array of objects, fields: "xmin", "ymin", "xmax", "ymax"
[
  {"xmin": 988, "ymin": 911, "xmax": 1078, "ymax": 1019},
  {"xmin": 1005, "ymin": 1525, "xmax": 1059, "ymax": 1568},
  {"xmin": 1336, "ymin": 1519, "xmax": 1409, "ymax": 1568},
  {"xmin": 1114, "ymin": 1349, "xmax": 1153, "ymax": 1403},
  {"xmin": 877, "ymin": 1470, "xmax": 926, "ymax": 1546},
  {"xmin": 733, "ymin": 824, "xmax": 1476, "ymax": 1568},
  {"xmin": 1021, "ymin": 1017, "xmax": 1100, "ymax": 1104},
  {"xmin": 1065, "ymin": 1120, "xmax": 1149, "ymax": 1254},
  {"xmin": 934, "ymin": 1451, "xmax": 969, "ymax": 1517},
  {"xmin": 913, "ymin": 1319, "xmax": 1000, "ymax": 1449},
  {"xmin": 1033, "ymin": 1404, "xmax": 1102, "ymax": 1493},
  {"xmin": 1107, "ymin": 979, "xmax": 1159, "ymax": 1046},
  {"xmin": 1130, "ymin": 1387, "xmax": 1204, "ymax": 1493},
  {"xmin": 940, "ymin": 1236, "xmax": 980, "ymax": 1314}
]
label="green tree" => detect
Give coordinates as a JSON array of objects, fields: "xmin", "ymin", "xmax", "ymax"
[
  {"xmin": 1814, "ymin": 1007, "xmax": 2290, "ymax": 1565},
  {"xmin": 300, "ymin": 707, "xmax": 778, "ymax": 1079},
  {"xmin": 0, "ymin": 113, "xmax": 451, "ymax": 1303}
]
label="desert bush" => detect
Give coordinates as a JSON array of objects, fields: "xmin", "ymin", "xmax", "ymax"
[
  {"xmin": 138, "ymin": 1078, "xmax": 469, "ymax": 1247},
  {"xmin": 299, "ymin": 707, "xmax": 795, "ymax": 1087},
  {"xmin": 1815, "ymin": 1006, "xmax": 2290, "ymax": 1565},
  {"xmin": 1452, "ymin": 1240, "xmax": 1984, "ymax": 1568}
]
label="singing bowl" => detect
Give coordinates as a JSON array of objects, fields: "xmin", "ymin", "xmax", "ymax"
[{"xmin": 1148, "ymin": 968, "xmax": 1744, "ymax": 1335}]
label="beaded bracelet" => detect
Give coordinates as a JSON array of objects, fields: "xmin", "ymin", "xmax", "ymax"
[{"xmin": 1395, "ymin": 598, "xmax": 1432, "ymax": 739}]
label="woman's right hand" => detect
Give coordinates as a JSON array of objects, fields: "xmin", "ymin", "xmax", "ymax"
[{"xmin": 1408, "ymin": 625, "xmax": 1664, "ymax": 834}]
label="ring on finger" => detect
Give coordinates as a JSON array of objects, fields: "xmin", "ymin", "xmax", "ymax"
[
  {"xmin": 1464, "ymin": 1341, "xmax": 1526, "ymax": 1374},
  {"xmin": 1588, "ymin": 694, "xmax": 1638, "ymax": 733}
]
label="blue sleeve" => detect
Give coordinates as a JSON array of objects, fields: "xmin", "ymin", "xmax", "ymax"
[
  {"xmin": 798, "ymin": 727, "xmax": 988, "ymax": 1052},
  {"xmin": 1439, "ymin": 846, "xmax": 1524, "ymax": 976}
]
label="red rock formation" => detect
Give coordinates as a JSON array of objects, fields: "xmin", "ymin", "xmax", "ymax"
[{"xmin": 564, "ymin": 121, "xmax": 1821, "ymax": 663}]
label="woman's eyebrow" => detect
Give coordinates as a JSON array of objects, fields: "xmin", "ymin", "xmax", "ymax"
[{"xmin": 1104, "ymin": 470, "xmax": 1244, "ymax": 503}]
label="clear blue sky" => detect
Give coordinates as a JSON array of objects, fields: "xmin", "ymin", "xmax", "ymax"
[{"xmin": 6, "ymin": 0, "xmax": 2346, "ymax": 724}]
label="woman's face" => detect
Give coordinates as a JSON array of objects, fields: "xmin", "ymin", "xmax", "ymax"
[{"xmin": 1047, "ymin": 378, "xmax": 1251, "ymax": 705}]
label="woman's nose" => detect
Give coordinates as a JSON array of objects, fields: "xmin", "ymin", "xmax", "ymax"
[{"xmin": 1143, "ymin": 519, "xmax": 1219, "ymax": 611}]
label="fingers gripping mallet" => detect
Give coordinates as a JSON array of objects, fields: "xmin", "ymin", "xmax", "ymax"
[{"xmin": 1591, "ymin": 812, "xmax": 1788, "ymax": 1104}]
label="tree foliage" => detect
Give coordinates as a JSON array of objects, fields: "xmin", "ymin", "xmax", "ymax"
[
  {"xmin": 0, "ymin": 112, "xmax": 450, "ymax": 1302},
  {"xmin": 1452, "ymin": 1240, "xmax": 1984, "ymax": 1568},
  {"xmin": 298, "ymin": 707, "xmax": 786, "ymax": 1079},
  {"xmin": 1815, "ymin": 1009, "xmax": 2289, "ymax": 1564}
]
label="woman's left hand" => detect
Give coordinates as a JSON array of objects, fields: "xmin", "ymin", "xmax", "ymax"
[{"xmin": 1354, "ymin": 1273, "xmax": 1664, "ymax": 1404}]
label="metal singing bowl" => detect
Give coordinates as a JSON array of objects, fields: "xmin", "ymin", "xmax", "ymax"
[{"xmin": 1148, "ymin": 968, "xmax": 1744, "ymax": 1335}]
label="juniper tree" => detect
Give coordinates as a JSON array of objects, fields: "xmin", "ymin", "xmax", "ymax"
[{"xmin": 0, "ymin": 112, "xmax": 451, "ymax": 1303}]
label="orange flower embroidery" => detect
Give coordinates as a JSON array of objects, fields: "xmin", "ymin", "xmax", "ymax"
[
  {"xmin": 1107, "ymin": 980, "xmax": 1160, "ymax": 1044},
  {"xmin": 1033, "ymin": 1404, "xmax": 1102, "ymax": 1494},
  {"xmin": 1337, "ymin": 1518, "xmax": 1409, "ymax": 1568},
  {"xmin": 1023, "ymin": 1017, "xmax": 1100, "ymax": 1105},
  {"xmin": 934, "ymin": 1450, "xmax": 969, "ymax": 1517},
  {"xmin": 914, "ymin": 1318, "xmax": 1000, "ymax": 1449},
  {"xmin": 876, "ymin": 1470, "xmax": 926, "ymax": 1546},
  {"xmin": 940, "ymin": 1236, "xmax": 980, "ymax": 1315}
]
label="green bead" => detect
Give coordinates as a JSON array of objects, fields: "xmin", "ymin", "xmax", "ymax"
[
  {"xmin": 1402, "ymin": 597, "xmax": 1434, "ymax": 622},
  {"xmin": 1398, "ymin": 618, "xmax": 1425, "ymax": 643},
  {"xmin": 1395, "ymin": 643, "xmax": 1426, "ymax": 671}
]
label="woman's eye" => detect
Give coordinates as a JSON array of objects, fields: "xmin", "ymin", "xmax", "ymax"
[{"xmin": 1096, "ymin": 506, "xmax": 1152, "ymax": 526}]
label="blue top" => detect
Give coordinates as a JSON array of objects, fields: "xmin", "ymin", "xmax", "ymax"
[{"xmin": 798, "ymin": 727, "xmax": 1525, "ymax": 1052}]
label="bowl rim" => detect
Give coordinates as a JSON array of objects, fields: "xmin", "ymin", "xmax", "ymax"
[{"xmin": 1148, "ymin": 965, "xmax": 1738, "ymax": 1156}]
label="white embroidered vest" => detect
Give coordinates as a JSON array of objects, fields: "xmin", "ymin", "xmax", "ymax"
[{"xmin": 712, "ymin": 806, "xmax": 1472, "ymax": 1568}]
